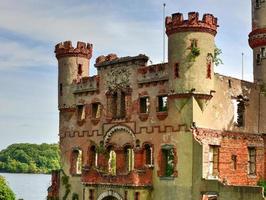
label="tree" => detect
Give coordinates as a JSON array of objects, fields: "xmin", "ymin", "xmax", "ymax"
[{"xmin": 0, "ymin": 176, "xmax": 15, "ymax": 200}]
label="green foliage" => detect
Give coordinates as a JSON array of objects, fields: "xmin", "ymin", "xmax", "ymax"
[
  {"xmin": 0, "ymin": 176, "xmax": 16, "ymax": 200},
  {"xmin": 187, "ymin": 46, "xmax": 200, "ymax": 62},
  {"xmin": 258, "ymin": 179, "xmax": 266, "ymax": 196},
  {"xmin": 72, "ymin": 193, "xmax": 79, "ymax": 200},
  {"xmin": 0, "ymin": 143, "xmax": 60, "ymax": 174},
  {"xmin": 213, "ymin": 46, "xmax": 223, "ymax": 66}
]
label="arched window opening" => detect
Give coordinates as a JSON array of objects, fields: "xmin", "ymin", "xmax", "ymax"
[
  {"xmin": 124, "ymin": 145, "xmax": 134, "ymax": 172},
  {"xmin": 144, "ymin": 144, "xmax": 153, "ymax": 166},
  {"xmin": 71, "ymin": 149, "xmax": 82, "ymax": 175},
  {"xmin": 107, "ymin": 146, "xmax": 116, "ymax": 175}
]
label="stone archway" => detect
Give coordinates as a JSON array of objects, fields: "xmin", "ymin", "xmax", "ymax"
[
  {"xmin": 102, "ymin": 196, "xmax": 118, "ymax": 200},
  {"xmin": 104, "ymin": 125, "xmax": 136, "ymax": 147},
  {"xmin": 97, "ymin": 190, "xmax": 123, "ymax": 200}
]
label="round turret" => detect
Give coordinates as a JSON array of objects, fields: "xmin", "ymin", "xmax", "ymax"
[
  {"xmin": 55, "ymin": 41, "xmax": 93, "ymax": 108},
  {"xmin": 249, "ymin": 0, "xmax": 266, "ymax": 85},
  {"xmin": 166, "ymin": 12, "xmax": 218, "ymax": 94}
]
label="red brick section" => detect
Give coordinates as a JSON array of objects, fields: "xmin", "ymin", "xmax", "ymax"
[
  {"xmin": 195, "ymin": 128, "xmax": 265, "ymax": 186},
  {"xmin": 81, "ymin": 167, "xmax": 152, "ymax": 187},
  {"xmin": 47, "ymin": 170, "xmax": 60, "ymax": 199}
]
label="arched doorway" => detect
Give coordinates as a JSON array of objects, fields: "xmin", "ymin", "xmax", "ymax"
[{"xmin": 102, "ymin": 196, "xmax": 118, "ymax": 200}]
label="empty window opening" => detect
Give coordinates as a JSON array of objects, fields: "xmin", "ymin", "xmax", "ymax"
[
  {"xmin": 72, "ymin": 149, "xmax": 82, "ymax": 175},
  {"xmin": 78, "ymin": 64, "xmax": 83, "ymax": 76},
  {"xmin": 124, "ymin": 191, "xmax": 128, "ymax": 200},
  {"xmin": 231, "ymin": 155, "xmax": 237, "ymax": 170},
  {"xmin": 232, "ymin": 99, "xmax": 245, "ymax": 127},
  {"xmin": 162, "ymin": 148, "xmax": 174, "ymax": 176},
  {"xmin": 108, "ymin": 147, "xmax": 116, "ymax": 175},
  {"xmin": 92, "ymin": 103, "xmax": 101, "ymax": 118},
  {"xmin": 77, "ymin": 105, "xmax": 85, "ymax": 121},
  {"xmin": 134, "ymin": 192, "xmax": 140, "ymax": 200},
  {"xmin": 59, "ymin": 83, "xmax": 63, "ymax": 96},
  {"xmin": 202, "ymin": 194, "xmax": 218, "ymax": 200},
  {"xmin": 174, "ymin": 63, "xmax": 179, "ymax": 78},
  {"xmin": 248, "ymin": 147, "xmax": 256, "ymax": 175},
  {"xmin": 144, "ymin": 144, "xmax": 152, "ymax": 165},
  {"xmin": 111, "ymin": 90, "xmax": 126, "ymax": 119},
  {"xmin": 209, "ymin": 145, "xmax": 219, "ymax": 177},
  {"xmin": 89, "ymin": 189, "xmax": 94, "ymax": 200},
  {"xmin": 158, "ymin": 96, "xmax": 168, "ymax": 112},
  {"xmin": 89, "ymin": 145, "xmax": 97, "ymax": 167},
  {"xmin": 124, "ymin": 146, "xmax": 134, "ymax": 172},
  {"xmin": 255, "ymin": 0, "xmax": 261, "ymax": 8},
  {"xmin": 140, "ymin": 97, "xmax": 150, "ymax": 113}
]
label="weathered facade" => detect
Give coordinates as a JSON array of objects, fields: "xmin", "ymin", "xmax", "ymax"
[{"xmin": 48, "ymin": 1, "xmax": 266, "ymax": 200}]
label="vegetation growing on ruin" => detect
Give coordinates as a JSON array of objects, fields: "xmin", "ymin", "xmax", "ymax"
[
  {"xmin": 0, "ymin": 176, "xmax": 16, "ymax": 200},
  {"xmin": 0, "ymin": 143, "xmax": 60, "ymax": 174}
]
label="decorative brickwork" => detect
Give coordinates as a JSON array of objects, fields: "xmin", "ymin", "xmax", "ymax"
[
  {"xmin": 55, "ymin": 41, "xmax": 93, "ymax": 59},
  {"xmin": 165, "ymin": 12, "xmax": 218, "ymax": 36}
]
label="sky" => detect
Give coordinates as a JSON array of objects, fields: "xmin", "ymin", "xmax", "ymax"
[{"xmin": 0, "ymin": 0, "xmax": 253, "ymax": 150}]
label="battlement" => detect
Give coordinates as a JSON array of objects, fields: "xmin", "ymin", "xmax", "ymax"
[
  {"xmin": 165, "ymin": 12, "xmax": 218, "ymax": 36},
  {"xmin": 55, "ymin": 41, "xmax": 93, "ymax": 59}
]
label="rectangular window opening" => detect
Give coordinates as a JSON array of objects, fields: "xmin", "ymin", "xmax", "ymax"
[
  {"xmin": 140, "ymin": 97, "xmax": 149, "ymax": 113},
  {"xmin": 89, "ymin": 189, "xmax": 94, "ymax": 200},
  {"xmin": 248, "ymin": 147, "xmax": 256, "ymax": 175},
  {"xmin": 255, "ymin": 0, "xmax": 261, "ymax": 8},
  {"xmin": 209, "ymin": 145, "xmax": 219, "ymax": 177},
  {"xmin": 77, "ymin": 105, "xmax": 85, "ymax": 121},
  {"xmin": 59, "ymin": 83, "xmax": 63, "ymax": 96},
  {"xmin": 162, "ymin": 148, "xmax": 174, "ymax": 177},
  {"xmin": 261, "ymin": 47, "xmax": 266, "ymax": 58},
  {"xmin": 158, "ymin": 96, "xmax": 168, "ymax": 112},
  {"xmin": 134, "ymin": 192, "xmax": 140, "ymax": 200},
  {"xmin": 257, "ymin": 54, "xmax": 261, "ymax": 65}
]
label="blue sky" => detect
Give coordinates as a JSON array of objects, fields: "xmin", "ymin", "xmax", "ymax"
[{"xmin": 0, "ymin": 0, "xmax": 253, "ymax": 149}]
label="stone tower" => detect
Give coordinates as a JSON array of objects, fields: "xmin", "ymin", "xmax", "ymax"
[
  {"xmin": 249, "ymin": 0, "xmax": 266, "ymax": 85},
  {"xmin": 166, "ymin": 12, "xmax": 218, "ymax": 94},
  {"xmin": 55, "ymin": 41, "xmax": 93, "ymax": 108}
]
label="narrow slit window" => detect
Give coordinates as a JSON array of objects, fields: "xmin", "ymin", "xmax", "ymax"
[
  {"xmin": 59, "ymin": 83, "xmax": 63, "ymax": 96},
  {"xmin": 207, "ymin": 61, "xmax": 212, "ymax": 79},
  {"xmin": 134, "ymin": 192, "xmax": 140, "ymax": 200},
  {"xmin": 140, "ymin": 97, "xmax": 149, "ymax": 113},
  {"xmin": 124, "ymin": 146, "xmax": 134, "ymax": 172},
  {"xmin": 78, "ymin": 64, "xmax": 83, "ymax": 76},
  {"xmin": 256, "ymin": 54, "xmax": 261, "ymax": 65},
  {"xmin": 89, "ymin": 189, "xmax": 94, "ymax": 200},
  {"xmin": 174, "ymin": 63, "xmax": 179, "ymax": 78},
  {"xmin": 231, "ymin": 155, "xmax": 237, "ymax": 170},
  {"xmin": 261, "ymin": 47, "xmax": 266, "ymax": 58},
  {"xmin": 191, "ymin": 39, "xmax": 198, "ymax": 48},
  {"xmin": 158, "ymin": 96, "xmax": 168, "ymax": 112}
]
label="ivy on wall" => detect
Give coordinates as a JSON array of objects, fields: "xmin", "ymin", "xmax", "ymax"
[{"xmin": 61, "ymin": 171, "xmax": 71, "ymax": 200}]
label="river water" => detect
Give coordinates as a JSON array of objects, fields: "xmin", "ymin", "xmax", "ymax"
[{"xmin": 0, "ymin": 173, "xmax": 51, "ymax": 200}]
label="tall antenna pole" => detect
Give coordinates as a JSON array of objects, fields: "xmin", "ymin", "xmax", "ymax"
[
  {"xmin": 241, "ymin": 52, "xmax": 244, "ymax": 80},
  {"xmin": 163, "ymin": 3, "xmax": 166, "ymax": 63}
]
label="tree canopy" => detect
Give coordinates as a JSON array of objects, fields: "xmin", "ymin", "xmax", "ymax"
[
  {"xmin": 0, "ymin": 176, "xmax": 15, "ymax": 200},
  {"xmin": 0, "ymin": 143, "xmax": 60, "ymax": 174}
]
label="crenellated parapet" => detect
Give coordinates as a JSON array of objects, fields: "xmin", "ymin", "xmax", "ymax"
[
  {"xmin": 165, "ymin": 12, "xmax": 218, "ymax": 36},
  {"xmin": 55, "ymin": 41, "xmax": 93, "ymax": 59}
]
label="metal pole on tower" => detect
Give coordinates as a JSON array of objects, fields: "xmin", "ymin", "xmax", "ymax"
[
  {"xmin": 242, "ymin": 52, "xmax": 244, "ymax": 80},
  {"xmin": 163, "ymin": 3, "xmax": 166, "ymax": 63}
]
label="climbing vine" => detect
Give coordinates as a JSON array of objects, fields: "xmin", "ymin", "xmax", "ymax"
[
  {"xmin": 61, "ymin": 171, "xmax": 71, "ymax": 200},
  {"xmin": 187, "ymin": 46, "xmax": 200, "ymax": 62}
]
